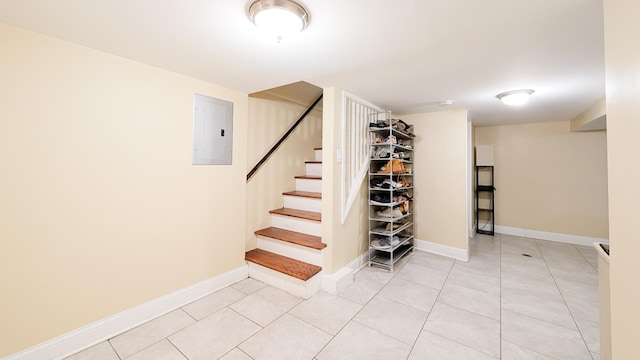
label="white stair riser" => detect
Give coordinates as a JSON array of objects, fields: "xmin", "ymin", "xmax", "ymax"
[
  {"xmin": 295, "ymin": 178, "xmax": 322, "ymax": 193},
  {"xmin": 247, "ymin": 262, "xmax": 322, "ymax": 299},
  {"xmin": 314, "ymin": 149, "xmax": 322, "ymax": 162},
  {"xmin": 283, "ymin": 195, "xmax": 322, "ymax": 212},
  {"xmin": 257, "ymin": 236, "xmax": 324, "ymax": 267},
  {"xmin": 305, "ymin": 163, "xmax": 322, "ymax": 176},
  {"xmin": 271, "ymin": 215, "xmax": 321, "ymax": 237}
]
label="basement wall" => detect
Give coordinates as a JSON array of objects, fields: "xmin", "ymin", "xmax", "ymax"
[
  {"xmin": 475, "ymin": 121, "xmax": 608, "ymax": 239},
  {"xmin": 0, "ymin": 23, "xmax": 248, "ymax": 357}
]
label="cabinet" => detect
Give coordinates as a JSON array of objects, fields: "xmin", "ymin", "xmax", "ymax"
[
  {"xmin": 475, "ymin": 166, "xmax": 495, "ymax": 235},
  {"xmin": 368, "ymin": 113, "xmax": 415, "ymax": 271}
]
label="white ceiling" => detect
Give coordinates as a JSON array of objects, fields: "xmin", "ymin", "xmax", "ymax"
[{"xmin": 0, "ymin": 0, "xmax": 605, "ymax": 126}]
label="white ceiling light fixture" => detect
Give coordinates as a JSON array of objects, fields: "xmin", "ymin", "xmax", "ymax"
[
  {"xmin": 496, "ymin": 89, "xmax": 535, "ymax": 106},
  {"xmin": 248, "ymin": 0, "xmax": 309, "ymax": 42}
]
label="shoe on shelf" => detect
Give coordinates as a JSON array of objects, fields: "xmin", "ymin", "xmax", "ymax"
[
  {"xmin": 369, "ymin": 121, "xmax": 387, "ymax": 128},
  {"xmin": 377, "ymin": 160, "xmax": 392, "ymax": 174},
  {"xmin": 397, "ymin": 176, "xmax": 411, "ymax": 188},
  {"xmin": 373, "ymin": 148, "xmax": 390, "ymax": 159},
  {"xmin": 382, "ymin": 178, "xmax": 402, "ymax": 188},
  {"xmin": 370, "ymin": 178, "xmax": 382, "ymax": 188},
  {"xmin": 377, "ymin": 159, "xmax": 406, "ymax": 174},
  {"xmin": 371, "ymin": 236, "xmax": 401, "ymax": 249},
  {"xmin": 386, "ymin": 221, "xmax": 406, "ymax": 231},
  {"xmin": 371, "ymin": 237, "xmax": 390, "ymax": 249},
  {"xmin": 376, "ymin": 207, "xmax": 403, "ymax": 218},
  {"xmin": 370, "ymin": 193, "xmax": 391, "ymax": 203},
  {"xmin": 397, "ymin": 201, "xmax": 410, "ymax": 214},
  {"xmin": 394, "ymin": 192, "xmax": 412, "ymax": 202}
]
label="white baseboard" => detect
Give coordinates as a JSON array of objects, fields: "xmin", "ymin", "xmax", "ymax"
[
  {"xmin": 345, "ymin": 250, "xmax": 370, "ymax": 272},
  {"xmin": 494, "ymin": 225, "xmax": 609, "ymax": 247},
  {"xmin": 321, "ymin": 267, "xmax": 354, "ymax": 295},
  {"xmin": 320, "ymin": 250, "xmax": 368, "ymax": 294},
  {"xmin": 4, "ymin": 265, "xmax": 248, "ymax": 360},
  {"xmin": 415, "ymin": 239, "xmax": 470, "ymax": 262}
]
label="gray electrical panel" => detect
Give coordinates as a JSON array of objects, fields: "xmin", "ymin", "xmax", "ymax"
[{"xmin": 193, "ymin": 94, "xmax": 233, "ymax": 165}]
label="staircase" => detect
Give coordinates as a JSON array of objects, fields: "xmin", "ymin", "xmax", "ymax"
[{"xmin": 245, "ymin": 148, "xmax": 325, "ymax": 298}]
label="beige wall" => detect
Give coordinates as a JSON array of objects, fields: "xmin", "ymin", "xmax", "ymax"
[
  {"xmin": 570, "ymin": 99, "xmax": 606, "ymax": 132},
  {"xmin": 403, "ymin": 110, "xmax": 469, "ymax": 251},
  {"xmin": 245, "ymin": 97, "xmax": 322, "ymax": 249},
  {"xmin": 475, "ymin": 121, "xmax": 608, "ymax": 239},
  {"xmin": 602, "ymin": 0, "xmax": 640, "ymax": 357},
  {"xmin": 0, "ymin": 24, "xmax": 248, "ymax": 357},
  {"xmin": 321, "ymin": 88, "xmax": 369, "ymax": 273}
]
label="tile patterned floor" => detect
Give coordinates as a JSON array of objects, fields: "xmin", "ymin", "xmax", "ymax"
[{"xmin": 66, "ymin": 234, "xmax": 600, "ymax": 360}]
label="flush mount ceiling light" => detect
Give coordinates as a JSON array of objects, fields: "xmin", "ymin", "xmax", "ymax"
[
  {"xmin": 248, "ymin": 0, "xmax": 309, "ymax": 42},
  {"xmin": 496, "ymin": 89, "xmax": 535, "ymax": 106}
]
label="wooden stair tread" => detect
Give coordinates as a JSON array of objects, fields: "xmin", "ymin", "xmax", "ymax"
[
  {"xmin": 269, "ymin": 207, "xmax": 321, "ymax": 222},
  {"xmin": 282, "ymin": 190, "xmax": 322, "ymax": 199},
  {"xmin": 255, "ymin": 227, "xmax": 326, "ymax": 250},
  {"xmin": 245, "ymin": 249, "xmax": 322, "ymax": 281},
  {"xmin": 305, "ymin": 161, "xmax": 322, "ymax": 164},
  {"xmin": 295, "ymin": 175, "xmax": 322, "ymax": 180}
]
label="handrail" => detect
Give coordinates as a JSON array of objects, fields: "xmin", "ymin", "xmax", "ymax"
[{"xmin": 246, "ymin": 94, "xmax": 323, "ymax": 182}]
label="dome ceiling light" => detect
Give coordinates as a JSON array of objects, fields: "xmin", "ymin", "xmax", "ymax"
[
  {"xmin": 248, "ymin": 0, "xmax": 309, "ymax": 42},
  {"xmin": 496, "ymin": 89, "xmax": 535, "ymax": 106}
]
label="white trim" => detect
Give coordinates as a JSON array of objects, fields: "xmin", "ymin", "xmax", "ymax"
[
  {"xmin": 321, "ymin": 250, "xmax": 369, "ymax": 294},
  {"xmin": 346, "ymin": 250, "xmax": 370, "ymax": 271},
  {"xmin": 247, "ymin": 262, "xmax": 321, "ymax": 299},
  {"xmin": 295, "ymin": 177, "xmax": 322, "ymax": 192},
  {"xmin": 305, "ymin": 162, "xmax": 322, "ymax": 177},
  {"xmin": 342, "ymin": 91, "xmax": 383, "ymax": 110},
  {"xmin": 270, "ymin": 214, "xmax": 321, "ymax": 236},
  {"xmin": 494, "ymin": 225, "xmax": 609, "ymax": 247},
  {"xmin": 341, "ymin": 164, "xmax": 369, "ymax": 223},
  {"xmin": 3, "ymin": 266, "xmax": 248, "ymax": 360},
  {"xmin": 414, "ymin": 239, "xmax": 470, "ymax": 262},
  {"xmin": 321, "ymin": 267, "xmax": 354, "ymax": 295},
  {"xmin": 340, "ymin": 91, "xmax": 384, "ymax": 224},
  {"xmin": 256, "ymin": 236, "xmax": 324, "ymax": 267},
  {"xmin": 282, "ymin": 194, "xmax": 322, "ymax": 212}
]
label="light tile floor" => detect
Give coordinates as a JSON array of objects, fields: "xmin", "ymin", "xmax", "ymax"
[{"xmin": 66, "ymin": 234, "xmax": 600, "ymax": 360}]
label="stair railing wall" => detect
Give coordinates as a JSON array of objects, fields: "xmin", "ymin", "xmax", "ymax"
[
  {"xmin": 341, "ymin": 92, "xmax": 384, "ymax": 223},
  {"xmin": 247, "ymin": 94, "xmax": 323, "ymax": 182}
]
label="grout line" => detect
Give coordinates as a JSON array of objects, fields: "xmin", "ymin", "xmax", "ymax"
[
  {"xmin": 105, "ymin": 309, "xmax": 198, "ymax": 360},
  {"xmin": 502, "ymin": 338, "xmax": 564, "ymax": 360},
  {"xmin": 107, "ymin": 340, "xmax": 122, "ymax": 360},
  {"xmin": 166, "ymin": 338, "xmax": 190, "ymax": 360},
  {"xmin": 94, "ymin": 240, "xmax": 597, "ymax": 360},
  {"xmin": 574, "ymin": 244, "xmax": 598, "ymax": 270},
  {"xmin": 238, "ymin": 348, "xmax": 256, "ymax": 360},
  {"xmin": 310, "ymin": 263, "xmax": 405, "ymax": 358},
  {"xmin": 499, "ymin": 235, "xmax": 566, "ymax": 360},
  {"xmin": 534, "ymin": 239, "xmax": 595, "ymax": 358},
  {"xmin": 406, "ymin": 250, "xmax": 456, "ymax": 357},
  {"xmin": 180, "ymin": 306, "xmax": 199, "ymax": 322}
]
